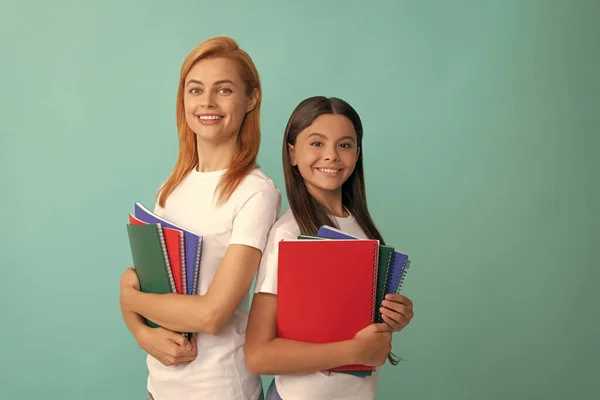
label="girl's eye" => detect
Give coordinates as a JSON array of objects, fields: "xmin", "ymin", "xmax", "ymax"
[
  {"xmin": 219, "ymin": 88, "xmax": 232, "ymax": 94},
  {"xmin": 310, "ymin": 142, "xmax": 323, "ymax": 147},
  {"xmin": 340, "ymin": 143, "xmax": 353, "ymax": 148},
  {"xmin": 189, "ymin": 88, "xmax": 201, "ymax": 94}
]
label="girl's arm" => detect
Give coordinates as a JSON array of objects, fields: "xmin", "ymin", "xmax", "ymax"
[
  {"xmin": 120, "ymin": 243, "xmax": 262, "ymax": 334},
  {"xmin": 244, "ymin": 292, "xmax": 392, "ymax": 375}
]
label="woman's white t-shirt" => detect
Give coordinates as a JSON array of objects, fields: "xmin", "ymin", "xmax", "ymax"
[
  {"xmin": 254, "ymin": 208, "xmax": 380, "ymax": 400},
  {"xmin": 146, "ymin": 167, "xmax": 281, "ymax": 400}
]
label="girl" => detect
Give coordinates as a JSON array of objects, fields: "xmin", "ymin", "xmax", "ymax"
[
  {"xmin": 119, "ymin": 36, "xmax": 281, "ymax": 400},
  {"xmin": 244, "ymin": 96, "xmax": 414, "ymax": 400}
]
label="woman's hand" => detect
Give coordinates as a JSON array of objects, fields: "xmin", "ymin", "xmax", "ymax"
[
  {"xmin": 137, "ymin": 328, "xmax": 198, "ymax": 366},
  {"xmin": 120, "ymin": 267, "xmax": 140, "ymax": 292},
  {"xmin": 380, "ymin": 294, "xmax": 414, "ymax": 332}
]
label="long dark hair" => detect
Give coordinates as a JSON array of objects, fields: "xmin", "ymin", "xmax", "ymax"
[{"xmin": 282, "ymin": 96, "xmax": 400, "ymax": 365}]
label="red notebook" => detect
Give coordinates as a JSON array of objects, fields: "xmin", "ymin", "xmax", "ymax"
[
  {"xmin": 129, "ymin": 214, "xmax": 185, "ymax": 295},
  {"xmin": 277, "ymin": 239, "xmax": 379, "ymax": 372}
]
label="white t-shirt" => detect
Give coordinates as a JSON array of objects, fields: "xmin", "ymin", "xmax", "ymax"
[
  {"xmin": 254, "ymin": 208, "xmax": 380, "ymax": 400},
  {"xmin": 146, "ymin": 167, "xmax": 282, "ymax": 400}
]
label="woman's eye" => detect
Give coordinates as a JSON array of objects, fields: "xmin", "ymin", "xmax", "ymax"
[
  {"xmin": 189, "ymin": 88, "xmax": 201, "ymax": 94},
  {"xmin": 219, "ymin": 88, "xmax": 232, "ymax": 94},
  {"xmin": 310, "ymin": 142, "xmax": 322, "ymax": 147}
]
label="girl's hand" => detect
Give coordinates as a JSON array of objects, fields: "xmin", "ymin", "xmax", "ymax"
[
  {"xmin": 137, "ymin": 327, "xmax": 198, "ymax": 366},
  {"xmin": 380, "ymin": 294, "xmax": 414, "ymax": 332},
  {"xmin": 352, "ymin": 323, "xmax": 392, "ymax": 367}
]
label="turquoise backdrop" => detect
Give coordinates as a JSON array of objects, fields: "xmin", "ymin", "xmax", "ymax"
[{"xmin": 1, "ymin": 0, "xmax": 598, "ymax": 399}]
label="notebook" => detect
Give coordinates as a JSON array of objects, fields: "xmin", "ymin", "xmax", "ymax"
[
  {"xmin": 277, "ymin": 239, "xmax": 379, "ymax": 372},
  {"xmin": 129, "ymin": 214, "xmax": 185, "ymax": 295},
  {"xmin": 317, "ymin": 225, "xmax": 411, "ymax": 295},
  {"xmin": 134, "ymin": 202, "xmax": 203, "ymax": 295},
  {"xmin": 386, "ymin": 251, "xmax": 411, "ymax": 294},
  {"xmin": 314, "ymin": 227, "xmax": 393, "ymax": 322},
  {"xmin": 125, "ymin": 223, "xmax": 176, "ymax": 328}
]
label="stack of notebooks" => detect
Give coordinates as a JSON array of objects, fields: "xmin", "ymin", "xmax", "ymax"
[
  {"xmin": 276, "ymin": 225, "xmax": 411, "ymax": 377},
  {"xmin": 125, "ymin": 202, "xmax": 203, "ymax": 337}
]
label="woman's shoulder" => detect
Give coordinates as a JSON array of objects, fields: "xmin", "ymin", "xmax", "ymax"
[
  {"xmin": 269, "ymin": 208, "xmax": 300, "ymax": 238},
  {"xmin": 232, "ymin": 167, "xmax": 282, "ymax": 203},
  {"xmin": 241, "ymin": 167, "xmax": 280, "ymax": 192}
]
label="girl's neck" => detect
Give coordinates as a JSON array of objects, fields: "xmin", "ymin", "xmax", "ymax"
[
  {"xmin": 307, "ymin": 185, "xmax": 348, "ymax": 218},
  {"xmin": 195, "ymin": 134, "xmax": 238, "ymax": 172}
]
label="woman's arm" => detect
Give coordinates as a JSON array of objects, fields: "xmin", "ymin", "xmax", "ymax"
[
  {"xmin": 244, "ymin": 293, "xmax": 392, "ymax": 375},
  {"xmin": 120, "ymin": 243, "xmax": 262, "ymax": 334}
]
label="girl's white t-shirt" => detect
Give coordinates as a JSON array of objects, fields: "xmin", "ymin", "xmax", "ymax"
[
  {"xmin": 146, "ymin": 167, "xmax": 281, "ymax": 400},
  {"xmin": 254, "ymin": 208, "xmax": 380, "ymax": 400}
]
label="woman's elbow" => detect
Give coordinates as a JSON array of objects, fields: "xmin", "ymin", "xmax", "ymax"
[{"xmin": 192, "ymin": 306, "xmax": 228, "ymax": 334}]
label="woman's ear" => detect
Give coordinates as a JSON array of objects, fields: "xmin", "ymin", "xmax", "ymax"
[
  {"xmin": 288, "ymin": 143, "xmax": 297, "ymax": 166},
  {"xmin": 246, "ymin": 88, "xmax": 259, "ymax": 113}
]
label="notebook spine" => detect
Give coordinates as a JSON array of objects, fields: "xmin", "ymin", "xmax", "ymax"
[
  {"xmin": 378, "ymin": 249, "xmax": 395, "ymax": 322},
  {"xmin": 179, "ymin": 232, "xmax": 187, "ymax": 295},
  {"xmin": 395, "ymin": 259, "xmax": 411, "ymax": 293},
  {"xmin": 192, "ymin": 237, "xmax": 203, "ymax": 295},
  {"xmin": 370, "ymin": 242, "xmax": 378, "ymax": 323},
  {"xmin": 155, "ymin": 224, "xmax": 177, "ymax": 294}
]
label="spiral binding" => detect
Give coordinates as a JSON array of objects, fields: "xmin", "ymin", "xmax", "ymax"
[
  {"xmin": 192, "ymin": 237, "xmax": 203, "ymax": 295},
  {"xmin": 394, "ymin": 258, "xmax": 411, "ymax": 294},
  {"xmin": 155, "ymin": 223, "xmax": 177, "ymax": 294},
  {"xmin": 370, "ymin": 242, "xmax": 378, "ymax": 323},
  {"xmin": 179, "ymin": 231, "xmax": 187, "ymax": 295}
]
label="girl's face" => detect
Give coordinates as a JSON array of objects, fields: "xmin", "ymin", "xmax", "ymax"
[
  {"xmin": 289, "ymin": 114, "xmax": 359, "ymax": 197},
  {"xmin": 183, "ymin": 57, "xmax": 257, "ymax": 144}
]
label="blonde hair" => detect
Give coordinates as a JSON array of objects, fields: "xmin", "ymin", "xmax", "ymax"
[{"xmin": 158, "ymin": 36, "xmax": 262, "ymax": 207}]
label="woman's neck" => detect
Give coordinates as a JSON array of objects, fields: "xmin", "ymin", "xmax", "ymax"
[{"xmin": 195, "ymin": 134, "xmax": 237, "ymax": 172}]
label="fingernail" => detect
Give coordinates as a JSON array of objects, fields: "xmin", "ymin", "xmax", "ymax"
[{"xmin": 186, "ymin": 343, "xmax": 192, "ymax": 350}]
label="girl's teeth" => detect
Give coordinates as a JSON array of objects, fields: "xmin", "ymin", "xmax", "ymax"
[
  {"xmin": 319, "ymin": 168, "xmax": 341, "ymax": 173},
  {"xmin": 199, "ymin": 115, "xmax": 222, "ymax": 120}
]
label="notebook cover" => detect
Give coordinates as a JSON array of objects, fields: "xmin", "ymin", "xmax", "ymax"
[
  {"xmin": 126, "ymin": 223, "xmax": 175, "ymax": 328},
  {"xmin": 134, "ymin": 202, "xmax": 202, "ymax": 295},
  {"xmin": 386, "ymin": 251, "xmax": 411, "ymax": 294},
  {"xmin": 129, "ymin": 214, "xmax": 184, "ymax": 295},
  {"xmin": 277, "ymin": 239, "xmax": 379, "ymax": 372},
  {"xmin": 315, "ymin": 226, "xmax": 395, "ymax": 322}
]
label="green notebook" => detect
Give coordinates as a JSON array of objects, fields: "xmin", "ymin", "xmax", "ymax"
[
  {"xmin": 126, "ymin": 223, "xmax": 175, "ymax": 328},
  {"xmin": 375, "ymin": 245, "xmax": 395, "ymax": 323}
]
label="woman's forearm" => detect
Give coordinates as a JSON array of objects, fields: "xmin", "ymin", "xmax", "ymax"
[{"xmin": 120, "ymin": 289, "xmax": 217, "ymax": 333}]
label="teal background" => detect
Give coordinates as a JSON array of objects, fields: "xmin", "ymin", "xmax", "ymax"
[{"xmin": 1, "ymin": 0, "xmax": 598, "ymax": 399}]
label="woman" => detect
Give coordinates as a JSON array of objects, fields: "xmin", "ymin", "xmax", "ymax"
[{"xmin": 119, "ymin": 36, "xmax": 281, "ymax": 400}]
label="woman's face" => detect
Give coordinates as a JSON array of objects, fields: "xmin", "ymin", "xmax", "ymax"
[{"xmin": 183, "ymin": 57, "xmax": 257, "ymax": 144}]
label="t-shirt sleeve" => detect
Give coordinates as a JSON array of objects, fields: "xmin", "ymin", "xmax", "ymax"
[
  {"xmin": 254, "ymin": 225, "xmax": 296, "ymax": 295},
  {"xmin": 228, "ymin": 185, "xmax": 282, "ymax": 251}
]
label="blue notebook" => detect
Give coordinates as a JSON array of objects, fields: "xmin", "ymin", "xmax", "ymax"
[
  {"xmin": 316, "ymin": 225, "xmax": 411, "ymax": 294},
  {"xmin": 134, "ymin": 202, "xmax": 203, "ymax": 295}
]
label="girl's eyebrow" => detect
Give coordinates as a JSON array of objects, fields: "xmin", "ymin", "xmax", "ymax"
[{"xmin": 307, "ymin": 132, "xmax": 356, "ymax": 141}]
